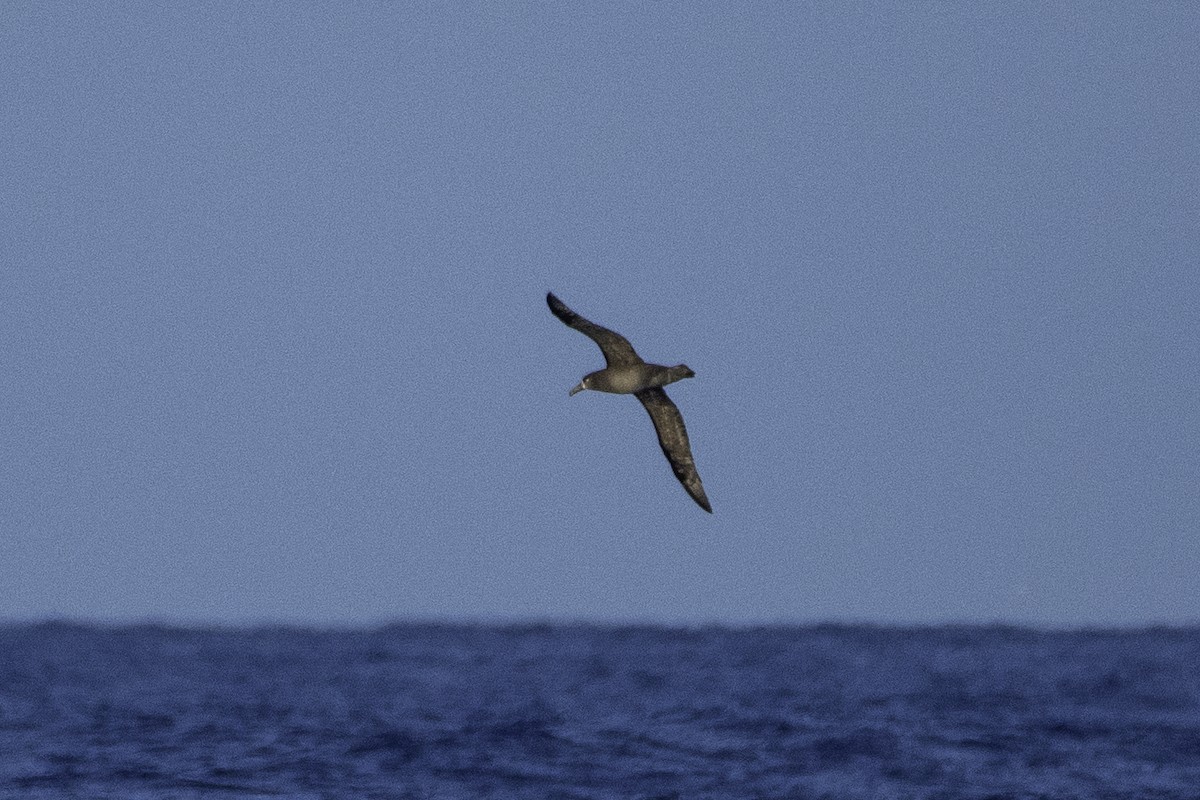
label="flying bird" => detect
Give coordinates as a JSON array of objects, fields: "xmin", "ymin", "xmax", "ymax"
[{"xmin": 547, "ymin": 292, "xmax": 712, "ymax": 513}]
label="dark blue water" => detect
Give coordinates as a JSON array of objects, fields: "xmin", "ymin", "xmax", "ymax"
[{"xmin": 2, "ymin": 623, "xmax": 1199, "ymax": 799}]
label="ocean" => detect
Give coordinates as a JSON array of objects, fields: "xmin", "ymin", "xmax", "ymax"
[{"xmin": 1, "ymin": 622, "xmax": 1198, "ymax": 799}]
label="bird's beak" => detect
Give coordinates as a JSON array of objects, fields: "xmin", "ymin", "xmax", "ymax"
[{"xmin": 568, "ymin": 382, "xmax": 585, "ymax": 397}]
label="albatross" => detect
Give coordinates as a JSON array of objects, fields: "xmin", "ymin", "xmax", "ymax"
[{"xmin": 547, "ymin": 292, "xmax": 712, "ymax": 513}]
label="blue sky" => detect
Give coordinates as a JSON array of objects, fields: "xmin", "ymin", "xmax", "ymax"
[{"xmin": 3, "ymin": 3, "xmax": 1198, "ymax": 626}]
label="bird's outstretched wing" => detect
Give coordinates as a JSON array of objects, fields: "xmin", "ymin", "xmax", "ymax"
[
  {"xmin": 635, "ymin": 387, "xmax": 712, "ymax": 513},
  {"xmin": 547, "ymin": 292, "xmax": 643, "ymax": 367}
]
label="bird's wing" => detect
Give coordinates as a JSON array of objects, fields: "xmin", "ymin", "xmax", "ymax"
[
  {"xmin": 547, "ymin": 293, "xmax": 643, "ymax": 367},
  {"xmin": 635, "ymin": 388, "xmax": 712, "ymax": 513}
]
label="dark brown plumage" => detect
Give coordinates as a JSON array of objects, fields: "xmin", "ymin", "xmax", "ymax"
[{"xmin": 547, "ymin": 292, "xmax": 712, "ymax": 513}]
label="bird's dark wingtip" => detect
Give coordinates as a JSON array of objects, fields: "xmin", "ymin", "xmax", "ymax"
[{"xmin": 547, "ymin": 292, "xmax": 574, "ymax": 324}]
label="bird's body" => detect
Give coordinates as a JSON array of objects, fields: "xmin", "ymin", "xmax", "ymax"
[
  {"xmin": 571, "ymin": 362, "xmax": 695, "ymax": 396},
  {"xmin": 546, "ymin": 292, "xmax": 712, "ymax": 513}
]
